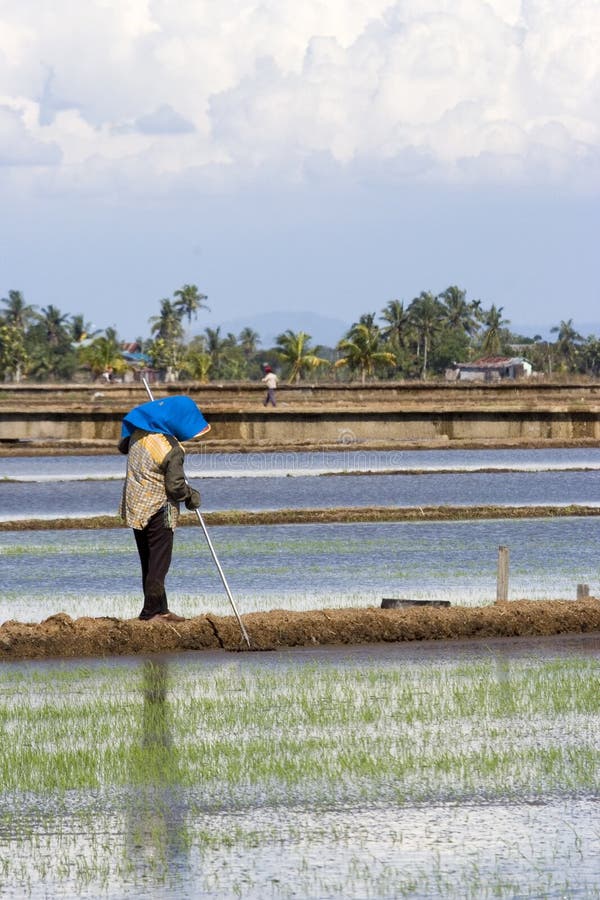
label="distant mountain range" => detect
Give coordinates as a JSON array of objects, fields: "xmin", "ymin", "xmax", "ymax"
[{"xmin": 218, "ymin": 310, "xmax": 350, "ymax": 349}]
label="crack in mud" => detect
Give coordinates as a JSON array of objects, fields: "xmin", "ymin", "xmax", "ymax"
[{"xmin": 205, "ymin": 615, "xmax": 225, "ymax": 650}]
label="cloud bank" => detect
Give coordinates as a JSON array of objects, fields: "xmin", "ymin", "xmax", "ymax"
[{"xmin": 1, "ymin": 0, "xmax": 599, "ymax": 194}]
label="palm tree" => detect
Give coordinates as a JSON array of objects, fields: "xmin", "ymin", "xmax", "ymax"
[
  {"xmin": 380, "ymin": 300, "xmax": 410, "ymax": 345},
  {"xmin": 26, "ymin": 311, "xmax": 77, "ymax": 381},
  {"xmin": 180, "ymin": 348, "xmax": 212, "ymax": 382},
  {"xmin": 550, "ymin": 319, "xmax": 583, "ymax": 372},
  {"xmin": 148, "ymin": 336, "xmax": 183, "ymax": 380},
  {"xmin": 78, "ymin": 328, "xmax": 125, "ymax": 379},
  {"xmin": 275, "ymin": 330, "xmax": 329, "ymax": 383},
  {"xmin": 581, "ymin": 335, "xmax": 600, "ymax": 376},
  {"xmin": 149, "ymin": 299, "xmax": 185, "ymax": 343},
  {"xmin": 379, "ymin": 300, "xmax": 415, "ymax": 376},
  {"xmin": 0, "ymin": 291, "xmax": 36, "ymax": 382},
  {"xmin": 1, "ymin": 290, "xmax": 37, "ymax": 331},
  {"xmin": 335, "ymin": 322, "xmax": 396, "ymax": 384},
  {"xmin": 35, "ymin": 305, "xmax": 71, "ymax": 347},
  {"xmin": 408, "ymin": 291, "xmax": 444, "ymax": 378},
  {"xmin": 204, "ymin": 326, "xmax": 228, "ymax": 376},
  {"xmin": 358, "ymin": 312, "xmax": 377, "ymax": 329},
  {"xmin": 481, "ymin": 304, "xmax": 509, "ymax": 356},
  {"xmin": 0, "ymin": 322, "xmax": 28, "ymax": 383},
  {"xmin": 173, "ymin": 284, "xmax": 209, "ymax": 325},
  {"xmin": 238, "ymin": 327, "xmax": 261, "ymax": 359},
  {"xmin": 439, "ymin": 286, "xmax": 477, "ymax": 336},
  {"xmin": 149, "ymin": 299, "xmax": 185, "ymax": 382},
  {"xmin": 70, "ymin": 314, "xmax": 100, "ymax": 344}
]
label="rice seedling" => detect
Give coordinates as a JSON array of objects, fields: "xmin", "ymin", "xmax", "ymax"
[
  {"xmin": 3, "ymin": 515, "xmax": 600, "ymax": 623},
  {"xmin": 3, "ymin": 656, "xmax": 600, "ymax": 795},
  {"xmin": 1, "ymin": 648, "xmax": 599, "ymax": 897}
]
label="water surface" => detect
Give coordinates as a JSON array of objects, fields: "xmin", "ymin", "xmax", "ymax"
[
  {"xmin": 1, "ymin": 517, "xmax": 597, "ymax": 622},
  {"xmin": 1, "ymin": 642, "xmax": 599, "ymax": 899},
  {"xmin": 1, "ymin": 468, "xmax": 600, "ymax": 520},
  {"xmin": 3, "ymin": 446, "xmax": 600, "ymax": 480}
]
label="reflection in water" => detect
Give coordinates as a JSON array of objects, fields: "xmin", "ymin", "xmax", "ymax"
[
  {"xmin": 2, "ymin": 466, "xmax": 600, "ymax": 521},
  {"xmin": 143, "ymin": 659, "xmax": 171, "ymax": 759},
  {"xmin": 1, "ymin": 645, "xmax": 599, "ymax": 897},
  {"xmin": 126, "ymin": 659, "xmax": 190, "ymax": 888}
]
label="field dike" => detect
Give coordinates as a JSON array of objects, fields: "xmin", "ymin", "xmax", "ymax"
[
  {"xmin": 1, "ymin": 599, "xmax": 600, "ymax": 661},
  {"xmin": 2, "ymin": 504, "xmax": 600, "ymax": 532}
]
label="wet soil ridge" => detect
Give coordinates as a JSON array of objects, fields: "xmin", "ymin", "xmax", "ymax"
[
  {"xmin": 2, "ymin": 437, "xmax": 600, "ymax": 457},
  {"xmin": 1, "ymin": 600, "xmax": 600, "ymax": 661},
  {"xmin": 2, "ymin": 504, "xmax": 600, "ymax": 532}
]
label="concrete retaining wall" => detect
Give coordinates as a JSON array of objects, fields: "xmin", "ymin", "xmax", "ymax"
[{"xmin": 1, "ymin": 382, "xmax": 599, "ymax": 446}]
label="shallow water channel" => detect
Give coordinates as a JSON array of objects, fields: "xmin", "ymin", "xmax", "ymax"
[
  {"xmin": 1, "ymin": 636, "xmax": 599, "ymax": 899},
  {"xmin": 1, "ymin": 516, "xmax": 599, "ymax": 622},
  {"xmin": 1, "ymin": 446, "xmax": 600, "ymax": 622},
  {"xmin": 2, "ymin": 447, "xmax": 600, "ymax": 520}
]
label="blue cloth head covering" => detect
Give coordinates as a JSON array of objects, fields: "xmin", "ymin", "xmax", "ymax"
[{"xmin": 121, "ymin": 395, "xmax": 210, "ymax": 442}]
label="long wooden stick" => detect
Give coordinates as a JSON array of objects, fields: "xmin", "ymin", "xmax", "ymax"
[
  {"xmin": 496, "ymin": 545, "xmax": 509, "ymax": 603},
  {"xmin": 141, "ymin": 377, "xmax": 251, "ymax": 648}
]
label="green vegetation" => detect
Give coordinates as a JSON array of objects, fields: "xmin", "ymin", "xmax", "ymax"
[
  {"xmin": 274, "ymin": 329, "xmax": 329, "ymax": 383},
  {"xmin": 2, "ymin": 503, "xmax": 600, "ymax": 532},
  {"xmin": 0, "ymin": 655, "xmax": 599, "ymax": 896},
  {"xmin": 3, "ymin": 283, "xmax": 600, "ymax": 384},
  {"xmin": 1, "ymin": 658, "xmax": 599, "ymax": 797}
]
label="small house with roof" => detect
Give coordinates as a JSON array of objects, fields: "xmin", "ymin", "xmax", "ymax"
[
  {"xmin": 120, "ymin": 342, "xmax": 153, "ymax": 382},
  {"xmin": 449, "ymin": 356, "xmax": 533, "ymax": 382}
]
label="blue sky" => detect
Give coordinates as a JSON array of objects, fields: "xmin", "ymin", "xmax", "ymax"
[{"xmin": 1, "ymin": 1, "xmax": 599, "ymax": 345}]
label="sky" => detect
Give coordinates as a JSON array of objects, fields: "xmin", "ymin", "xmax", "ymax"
[{"xmin": 1, "ymin": 0, "xmax": 600, "ymax": 345}]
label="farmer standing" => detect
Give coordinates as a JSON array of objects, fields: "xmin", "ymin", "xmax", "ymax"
[
  {"xmin": 261, "ymin": 364, "xmax": 278, "ymax": 407},
  {"xmin": 118, "ymin": 395, "xmax": 210, "ymax": 621}
]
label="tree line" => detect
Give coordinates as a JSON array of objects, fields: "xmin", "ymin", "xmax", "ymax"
[{"xmin": 1, "ymin": 284, "xmax": 599, "ymax": 383}]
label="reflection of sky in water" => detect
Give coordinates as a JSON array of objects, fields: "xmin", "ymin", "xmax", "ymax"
[
  {"xmin": 2, "ymin": 794, "xmax": 598, "ymax": 899},
  {"xmin": 1, "ymin": 646, "xmax": 599, "ymax": 900},
  {"xmin": 3, "ymin": 446, "xmax": 600, "ymax": 481},
  {"xmin": 1, "ymin": 518, "xmax": 598, "ymax": 622},
  {"xmin": 3, "ymin": 456, "xmax": 599, "ymax": 896},
  {"xmin": 1, "ymin": 468, "xmax": 600, "ymax": 520}
]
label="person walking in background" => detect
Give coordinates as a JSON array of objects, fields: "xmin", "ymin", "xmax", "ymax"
[
  {"xmin": 118, "ymin": 395, "xmax": 210, "ymax": 622},
  {"xmin": 261, "ymin": 363, "xmax": 278, "ymax": 407}
]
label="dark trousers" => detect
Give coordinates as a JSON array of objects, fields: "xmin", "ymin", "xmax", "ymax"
[
  {"xmin": 134, "ymin": 508, "xmax": 174, "ymax": 619},
  {"xmin": 264, "ymin": 388, "xmax": 276, "ymax": 407}
]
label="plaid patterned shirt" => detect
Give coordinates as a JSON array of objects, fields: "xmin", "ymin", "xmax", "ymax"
[{"xmin": 119, "ymin": 429, "xmax": 186, "ymax": 530}]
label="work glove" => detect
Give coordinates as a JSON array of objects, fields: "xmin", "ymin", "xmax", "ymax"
[{"xmin": 185, "ymin": 488, "xmax": 201, "ymax": 510}]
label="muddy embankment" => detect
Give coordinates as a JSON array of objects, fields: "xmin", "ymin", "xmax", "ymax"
[
  {"xmin": 3, "ymin": 504, "xmax": 600, "ymax": 533},
  {"xmin": 2, "ymin": 436, "xmax": 600, "ymax": 457},
  {"xmin": 1, "ymin": 600, "xmax": 600, "ymax": 662}
]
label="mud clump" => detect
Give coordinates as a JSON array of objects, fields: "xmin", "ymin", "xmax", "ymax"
[{"xmin": 1, "ymin": 600, "xmax": 600, "ymax": 662}]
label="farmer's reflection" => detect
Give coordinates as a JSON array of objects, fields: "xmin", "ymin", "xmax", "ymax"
[{"xmin": 127, "ymin": 659, "xmax": 189, "ymax": 883}]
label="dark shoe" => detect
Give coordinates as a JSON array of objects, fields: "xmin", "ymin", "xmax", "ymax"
[{"xmin": 156, "ymin": 611, "xmax": 186, "ymax": 622}]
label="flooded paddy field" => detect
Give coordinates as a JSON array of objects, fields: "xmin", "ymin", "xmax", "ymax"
[
  {"xmin": 2, "ymin": 447, "xmax": 600, "ymax": 522},
  {"xmin": 2, "ymin": 447, "xmax": 600, "ymax": 626},
  {"xmin": 3, "ymin": 469, "xmax": 600, "ymax": 521},
  {"xmin": 1, "ymin": 517, "xmax": 600, "ymax": 623},
  {"xmin": 2, "ymin": 447, "xmax": 600, "ymax": 897},
  {"xmin": 1, "ymin": 638, "xmax": 599, "ymax": 898}
]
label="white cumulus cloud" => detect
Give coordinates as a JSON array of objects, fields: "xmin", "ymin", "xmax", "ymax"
[
  {"xmin": 0, "ymin": 104, "xmax": 61, "ymax": 165},
  {"xmin": 0, "ymin": 0, "xmax": 599, "ymax": 192}
]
